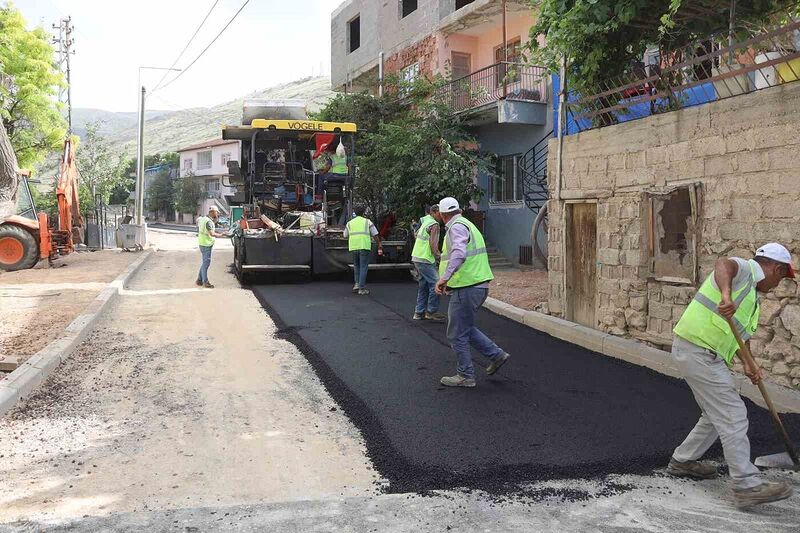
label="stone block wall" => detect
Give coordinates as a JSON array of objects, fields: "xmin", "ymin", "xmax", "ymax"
[{"xmin": 546, "ymin": 81, "xmax": 800, "ymax": 389}]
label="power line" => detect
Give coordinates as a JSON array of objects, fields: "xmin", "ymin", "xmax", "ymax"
[
  {"xmin": 153, "ymin": 0, "xmax": 251, "ymax": 94},
  {"xmin": 151, "ymin": 0, "xmax": 220, "ymax": 93}
]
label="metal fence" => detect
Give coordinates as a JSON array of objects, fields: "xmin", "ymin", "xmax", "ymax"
[
  {"xmin": 438, "ymin": 62, "xmax": 549, "ymax": 113},
  {"xmin": 565, "ymin": 9, "xmax": 800, "ymax": 132}
]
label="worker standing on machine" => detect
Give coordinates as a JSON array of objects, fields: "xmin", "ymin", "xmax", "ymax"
[
  {"xmin": 196, "ymin": 205, "xmax": 226, "ymax": 289},
  {"xmin": 344, "ymin": 205, "xmax": 381, "ymax": 295}
]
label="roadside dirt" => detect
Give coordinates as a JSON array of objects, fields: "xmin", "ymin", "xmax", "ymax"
[
  {"xmin": 0, "ymin": 235, "xmax": 376, "ymax": 524},
  {"xmin": 0, "ymin": 251, "xmax": 138, "ymax": 370},
  {"xmin": 489, "ymin": 269, "xmax": 549, "ymax": 310}
]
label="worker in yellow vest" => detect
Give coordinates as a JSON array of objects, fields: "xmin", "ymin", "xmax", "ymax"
[
  {"xmin": 434, "ymin": 197, "xmax": 509, "ymax": 388},
  {"xmin": 668, "ymin": 243, "xmax": 795, "ymax": 508},
  {"xmin": 411, "ymin": 204, "xmax": 444, "ymax": 321},
  {"xmin": 344, "ymin": 205, "xmax": 381, "ymax": 295},
  {"xmin": 196, "ymin": 205, "xmax": 226, "ymax": 288}
]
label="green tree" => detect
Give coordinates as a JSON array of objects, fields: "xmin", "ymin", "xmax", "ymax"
[
  {"xmin": 527, "ymin": 0, "xmax": 798, "ymax": 98},
  {"xmin": 145, "ymin": 170, "xmax": 175, "ymax": 216},
  {"xmin": 76, "ymin": 121, "xmax": 126, "ymax": 212},
  {"xmin": 0, "ymin": 2, "xmax": 66, "ymax": 169},
  {"xmin": 110, "ymin": 152, "xmax": 179, "ymax": 206},
  {"xmin": 313, "ymin": 77, "xmax": 491, "ymax": 223},
  {"xmin": 174, "ymin": 171, "xmax": 204, "ymax": 217}
]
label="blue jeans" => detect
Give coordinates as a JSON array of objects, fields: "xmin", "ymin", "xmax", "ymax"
[
  {"xmin": 353, "ymin": 250, "xmax": 370, "ymax": 288},
  {"xmin": 446, "ymin": 286, "xmax": 503, "ymax": 379},
  {"xmin": 414, "ymin": 262, "xmax": 440, "ymax": 314},
  {"xmin": 198, "ymin": 245, "xmax": 213, "ymax": 283}
]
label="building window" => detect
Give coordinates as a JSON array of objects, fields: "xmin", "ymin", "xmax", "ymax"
[
  {"xmin": 401, "ymin": 0, "xmax": 417, "ymax": 18},
  {"xmin": 197, "ymin": 150, "xmax": 212, "ymax": 170},
  {"xmin": 401, "ymin": 62, "xmax": 420, "ymax": 84},
  {"xmin": 206, "ymin": 180, "xmax": 221, "ymax": 196},
  {"xmin": 183, "ymin": 158, "xmax": 193, "ymax": 171},
  {"xmin": 455, "ymin": 0, "xmax": 475, "ymax": 10},
  {"xmin": 490, "ymin": 155, "xmax": 522, "ymax": 204},
  {"xmin": 647, "ymin": 185, "xmax": 699, "ymax": 283},
  {"xmin": 221, "ymin": 152, "xmax": 232, "ymax": 166},
  {"xmin": 451, "ymin": 52, "xmax": 471, "ymax": 80},
  {"xmin": 348, "ymin": 16, "xmax": 361, "ymax": 53}
]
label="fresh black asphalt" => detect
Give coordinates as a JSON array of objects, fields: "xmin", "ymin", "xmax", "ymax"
[{"xmin": 252, "ymin": 280, "xmax": 800, "ymax": 494}]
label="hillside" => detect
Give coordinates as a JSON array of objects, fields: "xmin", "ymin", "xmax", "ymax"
[
  {"xmin": 71, "ymin": 108, "xmax": 173, "ymax": 140},
  {"xmin": 104, "ymin": 76, "xmax": 336, "ymax": 157}
]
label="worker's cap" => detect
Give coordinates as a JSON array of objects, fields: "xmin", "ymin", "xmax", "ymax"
[
  {"xmin": 438, "ymin": 197, "xmax": 460, "ymax": 214},
  {"xmin": 756, "ymin": 243, "xmax": 795, "ymax": 278},
  {"xmin": 208, "ymin": 205, "xmax": 220, "ymax": 213}
]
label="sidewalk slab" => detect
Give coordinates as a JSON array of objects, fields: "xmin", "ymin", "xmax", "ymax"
[
  {"xmin": 483, "ymin": 296, "xmax": 800, "ymax": 414},
  {"xmin": 0, "ymin": 250, "xmax": 152, "ymax": 417}
]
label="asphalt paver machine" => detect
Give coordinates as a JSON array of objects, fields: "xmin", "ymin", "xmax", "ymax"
[{"xmin": 223, "ymin": 102, "xmax": 412, "ymax": 281}]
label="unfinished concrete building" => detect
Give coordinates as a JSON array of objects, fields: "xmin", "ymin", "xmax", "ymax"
[{"xmin": 331, "ymin": 0, "xmax": 553, "ymax": 267}]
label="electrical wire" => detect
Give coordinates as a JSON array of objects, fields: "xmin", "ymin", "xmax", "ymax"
[
  {"xmin": 151, "ymin": 0, "xmax": 220, "ymax": 93},
  {"xmin": 152, "ymin": 0, "xmax": 251, "ymax": 94}
]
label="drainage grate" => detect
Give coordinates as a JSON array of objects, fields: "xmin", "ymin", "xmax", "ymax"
[{"xmin": 519, "ymin": 245, "xmax": 533, "ymax": 265}]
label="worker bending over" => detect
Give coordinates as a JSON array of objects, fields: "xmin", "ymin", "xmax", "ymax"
[
  {"xmin": 411, "ymin": 204, "xmax": 445, "ymax": 321},
  {"xmin": 435, "ymin": 197, "xmax": 509, "ymax": 387},
  {"xmin": 668, "ymin": 243, "xmax": 795, "ymax": 508},
  {"xmin": 344, "ymin": 205, "xmax": 381, "ymax": 295},
  {"xmin": 196, "ymin": 205, "xmax": 226, "ymax": 289}
]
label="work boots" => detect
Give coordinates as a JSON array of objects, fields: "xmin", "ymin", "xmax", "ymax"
[
  {"xmin": 486, "ymin": 352, "xmax": 511, "ymax": 376},
  {"xmin": 733, "ymin": 480, "xmax": 793, "ymax": 508},
  {"xmin": 666, "ymin": 458, "xmax": 719, "ymax": 479},
  {"xmin": 425, "ymin": 312, "xmax": 446, "ymax": 321},
  {"xmin": 440, "ymin": 375, "xmax": 476, "ymax": 388}
]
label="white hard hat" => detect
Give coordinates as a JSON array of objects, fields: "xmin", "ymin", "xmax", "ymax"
[
  {"xmin": 208, "ymin": 205, "xmax": 220, "ymax": 213},
  {"xmin": 755, "ymin": 243, "xmax": 795, "ymax": 277},
  {"xmin": 438, "ymin": 197, "xmax": 460, "ymax": 214}
]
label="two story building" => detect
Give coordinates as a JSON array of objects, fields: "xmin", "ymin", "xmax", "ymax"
[
  {"xmin": 331, "ymin": 0, "xmax": 553, "ymax": 267},
  {"xmin": 177, "ymin": 139, "xmax": 241, "ymax": 217}
]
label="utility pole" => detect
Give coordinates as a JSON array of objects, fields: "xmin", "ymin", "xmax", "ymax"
[
  {"xmin": 134, "ymin": 66, "xmax": 182, "ymax": 228},
  {"xmin": 135, "ymin": 86, "xmax": 146, "ymax": 226},
  {"xmin": 52, "ymin": 17, "xmax": 75, "ymax": 135}
]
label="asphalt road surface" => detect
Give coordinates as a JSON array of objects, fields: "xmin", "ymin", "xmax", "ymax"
[{"xmin": 253, "ymin": 280, "xmax": 800, "ymax": 495}]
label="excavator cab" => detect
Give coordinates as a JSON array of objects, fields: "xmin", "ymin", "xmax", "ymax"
[
  {"xmin": 0, "ymin": 138, "xmax": 81, "ymax": 272},
  {"xmin": 0, "ymin": 171, "xmax": 50, "ymax": 271}
]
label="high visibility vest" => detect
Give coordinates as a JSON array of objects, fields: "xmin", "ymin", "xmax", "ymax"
[
  {"xmin": 439, "ymin": 216, "xmax": 493, "ymax": 288},
  {"xmin": 411, "ymin": 215, "xmax": 438, "ymax": 264},
  {"xmin": 673, "ymin": 261, "xmax": 760, "ymax": 366},
  {"xmin": 198, "ymin": 216, "xmax": 215, "ymax": 247},
  {"xmin": 330, "ymin": 153, "xmax": 348, "ymax": 175},
  {"xmin": 347, "ymin": 216, "xmax": 372, "ymax": 251}
]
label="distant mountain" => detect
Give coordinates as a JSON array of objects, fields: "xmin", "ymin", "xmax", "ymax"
[
  {"xmin": 71, "ymin": 108, "xmax": 173, "ymax": 140},
  {"xmin": 89, "ymin": 76, "xmax": 336, "ymax": 158}
]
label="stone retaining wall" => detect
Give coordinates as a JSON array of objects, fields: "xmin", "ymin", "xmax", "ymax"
[{"xmin": 547, "ymin": 81, "xmax": 800, "ymax": 389}]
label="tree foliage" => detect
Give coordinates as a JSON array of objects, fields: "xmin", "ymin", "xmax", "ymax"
[
  {"xmin": 0, "ymin": 2, "xmax": 66, "ymax": 169},
  {"xmin": 313, "ymin": 77, "xmax": 490, "ymax": 223},
  {"xmin": 527, "ymin": 0, "xmax": 798, "ymax": 95},
  {"xmin": 76, "ymin": 121, "xmax": 126, "ymax": 212},
  {"xmin": 145, "ymin": 170, "xmax": 175, "ymax": 214},
  {"xmin": 174, "ymin": 171, "xmax": 204, "ymax": 216}
]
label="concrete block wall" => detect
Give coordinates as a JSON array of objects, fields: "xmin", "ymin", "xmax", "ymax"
[{"xmin": 546, "ymin": 81, "xmax": 800, "ymax": 389}]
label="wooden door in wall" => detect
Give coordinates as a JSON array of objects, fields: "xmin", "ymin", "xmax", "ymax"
[{"xmin": 566, "ymin": 202, "xmax": 597, "ymax": 328}]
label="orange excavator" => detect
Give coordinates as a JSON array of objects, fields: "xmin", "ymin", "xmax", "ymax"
[{"xmin": 0, "ymin": 138, "xmax": 82, "ymax": 271}]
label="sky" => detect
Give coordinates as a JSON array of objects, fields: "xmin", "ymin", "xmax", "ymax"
[{"xmin": 14, "ymin": 0, "xmax": 338, "ymax": 112}]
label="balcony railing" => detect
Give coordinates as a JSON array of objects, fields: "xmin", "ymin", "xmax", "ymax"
[
  {"xmin": 564, "ymin": 8, "xmax": 800, "ymax": 133},
  {"xmin": 438, "ymin": 62, "xmax": 548, "ymax": 113}
]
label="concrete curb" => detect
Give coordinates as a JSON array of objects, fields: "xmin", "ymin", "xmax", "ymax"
[
  {"xmin": 483, "ymin": 296, "xmax": 800, "ymax": 414},
  {"xmin": 0, "ymin": 250, "xmax": 153, "ymax": 417}
]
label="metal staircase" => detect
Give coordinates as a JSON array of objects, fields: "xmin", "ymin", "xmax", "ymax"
[
  {"xmin": 518, "ymin": 129, "xmax": 554, "ymax": 269},
  {"xmin": 518, "ymin": 129, "xmax": 553, "ymax": 212}
]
